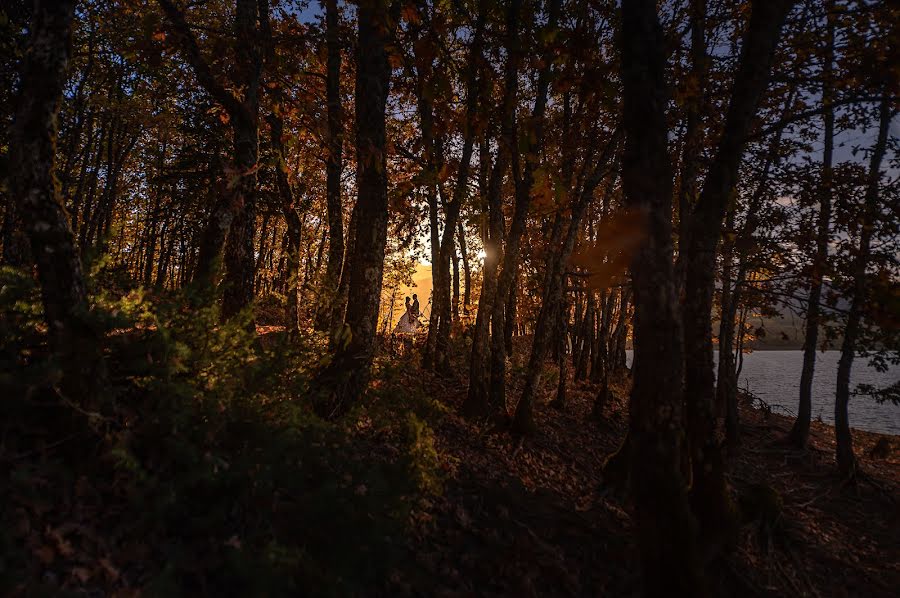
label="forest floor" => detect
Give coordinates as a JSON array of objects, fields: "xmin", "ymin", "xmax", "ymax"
[
  {"xmin": 390, "ymin": 344, "xmax": 900, "ymax": 598},
  {"xmin": 3, "ymin": 328, "xmax": 898, "ymax": 597}
]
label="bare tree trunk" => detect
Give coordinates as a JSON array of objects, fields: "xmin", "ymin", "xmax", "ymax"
[
  {"xmin": 463, "ymin": 0, "xmax": 519, "ymax": 417},
  {"xmin": 266, "ymin": 101, "xmax": 305, "ymax": 335},
  {"xmin": 451, "ymin": 236, "xmax": 460, "ymax": 320},
  {"xmin": 618, "ymin": 1, "xmax": 702, "ymax": 592},
  {"xmin": 510, "ymin": 136, "xmax": 618, "ymax": 433},
  {"xmin": 551, "ymin": 296, "xmax": 569, "ymax": 410},
  {"xmin": 316, "ymin": 0, "xmax": 344, "ymax": 331},
  {"xmin": 574, "ymin": 292, "xmax": 594, "ymax": 382},
  {"xmin": 8, "ymin": 0, "xmax": 104, "ymax": 400},
  {"xmin": 313, "ymin": 0, "xmax": 393, "ymax": 415},
  {"xmin": 424, "ymin": 0, "xmax": 486, "ymax": 373},
  {"xmin": 715, "ymin": 204, "xmax": 737, "ymax": 428},
  {"xmin": 333, "ymin": 200, "xmax": 357, "ymax": 330},
  {"xmin": 487, "ymin": 0, "xmax": 560, "ymax": 409},
  {"xmin": 835, "ymin": 96, "xmax": 892, "ymax": 479},
  {"xmin": 682, "ymin": 0, "xmax": 794, "ymax": 555},
  {"xmin": 158, "ymin": 0, "xmax": 263, "ymax": 323},
  {"xmin": 674, "ymin": 0, "xmax": 708, "ymax": 294},
  {"xmin": 458, "ymin": 222, "xmax": 471, "ymax": 313},
  {"xmin": 790, "ymin": 5, "xmax": 834, "ymax": 449}
]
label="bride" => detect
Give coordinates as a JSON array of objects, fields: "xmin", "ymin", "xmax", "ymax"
[{"xmin": 394, "ymin": 296, "xmax": 419, "ymax": 334}]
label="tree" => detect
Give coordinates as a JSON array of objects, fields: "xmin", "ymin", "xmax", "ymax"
[
  {"xmin": 618, "ymin": 0, "xmax": 703, "ymax": 594},
  {"xmin": 157, "ymin": 0, "xmax": 265, "ymax": 321},
  {"xmin": 312, "ymin": 0, "xmax": 395, "ymax": 416},
  {"xmin": 681, "ymin": 0, "xmax": 795, "ymax": 553},
  {"xmin": 789, "ymin": 2, "xmax": 835, "ymax": 449},
  {"xmin": 8, "ymin": 0, "xmax": 103, "ymax": 399},
  {"xmin": 834, "ymin": 95, "xmax": 894, "ymax": 479},
  {"xmin": 317, "ymin": 0, "xmax": 345, "ymax": 332}
]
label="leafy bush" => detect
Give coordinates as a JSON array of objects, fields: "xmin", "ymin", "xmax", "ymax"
[{"xmin": 0, "ymin": 270, "xmax": 441, "ymax": 596}]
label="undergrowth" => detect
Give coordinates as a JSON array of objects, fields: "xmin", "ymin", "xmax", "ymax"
[{"xmin": 0, "ymin": 266, "xmax": 443, "ymax": 597}]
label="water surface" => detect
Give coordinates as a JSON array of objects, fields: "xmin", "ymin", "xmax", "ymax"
[{"xmin": 626, "ymin": 350, "xmax": 899, "ymax": 435}]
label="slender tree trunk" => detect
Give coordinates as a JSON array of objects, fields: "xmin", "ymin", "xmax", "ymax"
[
  {"xmin": 425, "ymin": 0, "xmax": 486, "ymax": 373},
  {"xmin": 682, "ymin": 0, "xmax": 794, "ymax": 554},
  {"xmin": 618, "ymin": 1, "xmax": 703, "ymax": 592},
  {"xmin": 715, "ymin": 205, "xmax": 737, "ymax": 426},
  {"xmin": 8, "ymin": 0, "xmax": 104, "ymax": 400},
  {"xmin": 333, "ymin": 201, "xmax": 358, "ymax": 330},
  {"xmin": 675, "ymin": 0, "xmax": 708, "ymax": 294},
  {"xmin": 551, "ymin": 296, "xmax": 568, "ymax": 410},
  {"xmin": 510, "ymin": 136, "xmax": 618, "ymax": 433},
  {"xmin": 790, "ymin": 6, "xmax": 835, "ymax": 449},
  {"xmin": 835, "ymin": 96, "xmax": 892, "ymax": 479},
  {"xmin": 313, "ymin": 0, "xmax": 393, "ymax": 416},
  {"xmin": 463, "ymin": 0, "xmax": 520, "ymax": 417},
  {"xmin": 504, "ymin": 270, "xmax": 516, "ymax": 355},
  {"xmin": 452, "ymin": 237, "xmax": 460, "ymax": 320},
  {"xmin": 458, "ymin": 222, "xmax": 471, "ymax": 313},
  {"xmin": 487, "ymin": 0, "xmax": 560, "ymax": 409},
  {"xmin": 316, "ymin": 0, "xmax": 344, "ymax": 331},
  {"xmin": 266, "ymin": 82, "xmax": 306, "ymax": 335},
  {"xmin": 574, "ymin": 293, "xmax": 595, "ymax": 381}
]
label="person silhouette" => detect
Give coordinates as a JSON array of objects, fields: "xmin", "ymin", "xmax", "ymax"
[{"xmin": 411, "ymin": 294, "xmax": 420, "ymax": 319}]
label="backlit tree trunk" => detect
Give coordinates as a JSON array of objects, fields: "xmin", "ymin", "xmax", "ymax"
[
  {"xmin": 313, "ymin": 0, "xmax": 393, "ymax": 416},
  {"xmin": 317, "ymin": 0, "xmax": 344, "ymax": 331}
]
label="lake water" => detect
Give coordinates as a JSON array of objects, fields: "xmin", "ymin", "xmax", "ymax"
[{"xmin": 626, "ymin": 350, "xmax": 900, "ymax": 435}]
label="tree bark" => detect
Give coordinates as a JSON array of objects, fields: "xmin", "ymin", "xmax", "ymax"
[
  {"xmin": 463, "ymin": 0, "xmax": 521, "ymax": 417},
  {"xmin": 313, "ymin": 0, "xmax": 393, "ymax": 416},
  {"xmin": 835, "ymin": 96, "xmax": 892, "ymax": 479},
  {"xmin": 158, "ymin": 0, "xmax": 263, "ymax": 322},
  {"xmin": 487, "ymin": 0, "xmax": 561, "ymax": 409},
  {"xmin": 682, "ymin": 0, "xmax": 794, "ymax": 555},
  {"xmin": 8, "ymin": 0, "xmax": 104, "ymax": 400},
  {"xmin": 790, "ymin": 5, "xmax": 834, "ymax": 449},
  {"xmin": 316, "ymin": 0, "xmax": 344, "ymax": 331},
  {"xmin": 423, "ymin": 0, "xmax": 486, "ymax": 373},
  {"xmin": 674, "ymin": 0, "xmax": 708, "ymax": 294},
  {"xmin": 618, "ymin": 1, "xmax": 704, "ymax": 594}
]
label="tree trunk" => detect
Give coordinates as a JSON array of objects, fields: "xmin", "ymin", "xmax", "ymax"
[
  {"xmin": 790, "ymin": 5, "xmax": 834, "ymax": 449},
  {"xmin": 463, "ymin": 0, "xmax": 520, "ymax": 417},
  {"xmin": 682, "ymin": 0, "xmax": 794, "ymax": 555},
  {"xmin": 551, "ymin": 296, "xmax": 569, "ymax": 410},
  {"xmin": 458, "ymin": 222, "xmax": 471, "ymax": 313},
  {"xmin": 313, "ymin": 0, "xmax": 393, "ymax": 416},
  {"xmin": 426, "ymin": 0, "xmax": 486, "ymax": 373},
  {"xmin": 715, "ymin": 204, "xmax": 737, "ymax": 432},
  {"xmin": 486, "ymin": 0, "xmax": 560, "ymax": 409},
  {"xmin": 266, "ymin": 101, "xmax": 304, "ymax": 335},
  {"xmin": 452, "ymin": 237, "xmax": 460, "ymax": 320},
  {"xmin": 316, "ymin": 0, "xmax": 344, "ymax": 331},
  {"xmin": 674, "ymin": 0, "xmax": 708, "ymax": 294},
  {"xmin": 574, "ymin": 293, "xmax": 594, "ymax": 382},
  {"xmin": 8, "ymin": 0, "xmax": 104, "ymax": 400},
  {"xmin": 618, "ymin": 1, "xmax": 703, "ymax": 592},
  {"xmin": 158, "ymin": 0, "xmax": 263, "ymax": 322},
  {"xmin": 835, "ymin": 96, "xmax": 892, "ymax": 479},
  {"xmin": 510, "ymin": 136, "xmax": 619, "ymax": 434}
]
